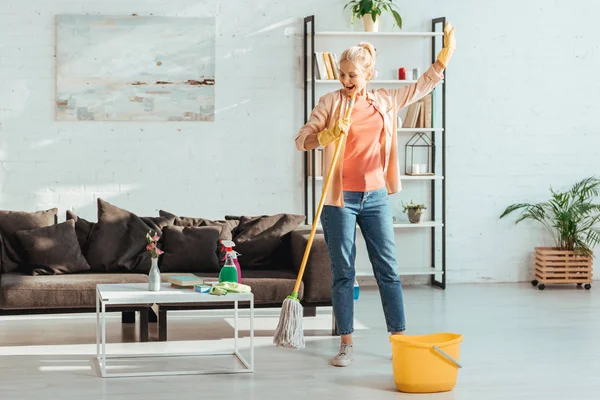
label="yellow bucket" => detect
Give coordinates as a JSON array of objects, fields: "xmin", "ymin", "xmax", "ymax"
[{"xmin": 390, "ymin": 332, "xmax": 464, "ymax": 393}]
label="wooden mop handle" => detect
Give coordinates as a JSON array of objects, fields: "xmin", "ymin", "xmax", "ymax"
[{"xmin": 293, "ymin": 94, "xmax": 356, "ymax": 294}]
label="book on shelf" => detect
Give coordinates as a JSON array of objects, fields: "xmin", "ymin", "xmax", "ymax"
[
  {"xmin": 314, "ymin": 52, "xmax": 339, "ymax": 80},
  {"xmin": 307, "ymin": 148, "xmax": 324, "ymax": 176},
  {"xmin": 402, "ymin": 93, "xmax": 432, "ymax": 129}
]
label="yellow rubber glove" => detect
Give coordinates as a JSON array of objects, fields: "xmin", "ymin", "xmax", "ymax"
[
  {"xmin": 317, "ymin": 117, "xmax": 352, "ymax": 147},
  {"xmin": 209, "ymin": 286, "xmax": 227, "ymax": 296},
  {"xmin": 436, "ymin": 22, "xmax": 456, "ymax": 68}
]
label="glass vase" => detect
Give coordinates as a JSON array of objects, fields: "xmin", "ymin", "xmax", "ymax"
[{"xmin": 148, "ymin": 257, "xmax": 161, "ymax": 291}]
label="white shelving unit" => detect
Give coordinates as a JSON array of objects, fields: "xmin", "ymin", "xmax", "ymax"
[
  {"xmin": 312, "ymin": 174, "xmax": 443, "ymax": 181},
  {"xmin": 306, "ymin": 220, "xmax": 443, "ymax": 231},
  {"xmin": 315, "ymin": 31, "xmax": 443, "ymax": 37},
  {"xmin": 393, "ymin": 221, "xmax": 443, "ymax": 228},
  {"xmin": 302, "ymin": 15, "xmax": 448, "ymax": 287},
  {"xmin": 309, "ymin": 79, "xmax": 444, "ymax": 85},
  {"xmin": 311, "ymin": 79, "xmax": 417, "ymax": 84},
  {"xmin": 398, "ymin": 128, "xmax": 444, "ymax": 133}
]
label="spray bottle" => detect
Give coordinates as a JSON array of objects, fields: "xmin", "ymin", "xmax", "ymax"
[{"xmin": 221, "ymin": 240, "xmax": 242, "ymax": 283}]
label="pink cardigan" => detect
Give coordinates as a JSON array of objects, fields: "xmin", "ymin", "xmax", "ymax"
[{"xmin": 295, "ymin": 61, "xmax": 445, "ymax": 207}]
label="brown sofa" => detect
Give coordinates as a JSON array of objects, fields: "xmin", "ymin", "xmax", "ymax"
[{"xmin": 0, "ymin": 200, "xmax": 333, "ymax": 340}]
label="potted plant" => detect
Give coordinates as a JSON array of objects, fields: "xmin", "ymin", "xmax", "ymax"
[
  {"xmin": 499, "ymin": 176, "xmax": 600, "ymax": 290},
  {"xmin": 344, "ymin": 0, "xmax": 403, "ymax": 32},
  {"xmin": 402, "ymin": 200, "xmax": 426, "ymax": 223}
]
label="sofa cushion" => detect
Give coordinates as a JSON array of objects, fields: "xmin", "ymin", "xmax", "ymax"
[
  {"xmin": 238, "ymin": 269, "xmax": 304, "ymax": 304},
  {"xmin": 159, "ymin": 225, "xmax": 222, "ymax": 273},
  {"xmin": 159, "ymin": 210, "xmax": 239, "ymax": 240},
  {"xmin": 290, "ymin": 227, "xmax": 332, "ymax": 304},
  {"xmin": 85, "ymin": 199, "xmax": 173, "ymax": 273},
  {"xmin": 141, "ymin": 216, "xmax": 176, "ymax": 234},
  {"xmin": 0, "ymin": 208, "xmax": 58, "ymax": 273},
  {"xmin": 232, "ymin": 213, "xmax": 305, "ymax": 269},
  {"xmin": 0, "ymin": 272, "xmax": 150, "ymax": 309},
  {"xmin": 15, "ymin": 219, "xmax": 91, "ymax": 276},
  {"xmin": 0, "ymin": 270, "xmax": 303, "ymax": 309}
]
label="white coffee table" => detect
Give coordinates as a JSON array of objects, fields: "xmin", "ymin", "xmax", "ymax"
[{"xmin": 95, "ymin": 282, "xmax": 254, "ymax": 378}]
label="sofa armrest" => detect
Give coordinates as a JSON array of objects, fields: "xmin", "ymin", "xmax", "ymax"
[{"xmin": 290, "ymin": 226, "xmax": 332, "ymax": 304}]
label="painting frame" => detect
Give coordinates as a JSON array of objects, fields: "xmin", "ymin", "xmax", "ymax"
[{"xmin": 55, "ymin": 14, "xmax": 215, "ymax": 122}]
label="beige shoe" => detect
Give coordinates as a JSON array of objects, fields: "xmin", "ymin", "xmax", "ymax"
[{"xmin": 332, "ymin": 343, "xmax": 353, "ymax": 367}]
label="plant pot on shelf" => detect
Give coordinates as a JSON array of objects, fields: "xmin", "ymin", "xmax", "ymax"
[
  {"xmin": 407, "ymin": 209, "xmax": 422, "ymax": 224},
  {"xmin": 363, "ymin": 13, "xmax": 379, "ymax": 32},
  {"xmin": 531, "ymin": 247, "xmax": 593, "ymax": 291}
]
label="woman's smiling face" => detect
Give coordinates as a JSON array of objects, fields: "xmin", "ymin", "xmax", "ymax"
[{"xmin": 339, "ymin": 60, "xmax": 370, "ymax": 96}]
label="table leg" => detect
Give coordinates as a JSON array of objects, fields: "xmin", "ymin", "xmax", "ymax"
[
  {"xmin": 234, "ymin": 301, "xmax": 238, "ymax": 352},
  {"xmin": 332, "ymin": 312, "xmax": 339, "ymax": 336},
  {"xmin": 95, "ymin": 290, "xmax": 100, "ymax": 356},
  {"xmin": 250, "ymin": 297, "xmax": 254, "ymax": 370},
  {"xmin": 101, "ymin": 301, "xmax": 107, "ymax": 377},
  {"xmin": 121, "ymin": 311, "xmax": 135, "ymax": 324},
  {"xmin": 139, "ymin": 309, "xmax": 149, "ymax": 342},
  {"xmin": 158, "ymin": 309, "xmax": 168, "ymax": 342}
]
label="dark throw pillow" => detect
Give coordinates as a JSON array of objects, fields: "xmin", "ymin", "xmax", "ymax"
[
  {"xmin": 233, "ymin": 213, "xmax": 305, "ymax": 269},
  {"xmin": 0, "ymin": 208, "xmax": 58, "ymax": 273},
  {"xmin": 66, "ymin": 210, "xmax": 96, "ymax": 257},
  {"xmin": 159, "ymin": 210, "xmax": 239, "ymax": 240},
  {"xmin": 16, "ymin": 219, "xmax": 91, "ymax": 276},
  {"xmin": 159, "ymin": 225, "xmax": 222, "ymax": 273},
  {"xmin": 85, "ymin": 199, "xmax": 172, "ymax": 273}
]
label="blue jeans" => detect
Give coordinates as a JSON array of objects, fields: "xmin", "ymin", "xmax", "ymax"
[{"xmin": 321, "ymin": 187, "xmax": 406, "ymax": 335}]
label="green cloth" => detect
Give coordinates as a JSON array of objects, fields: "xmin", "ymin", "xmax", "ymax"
[{"xmin": 209, "ymin": 282, "xmax": 252, "ymax": 296}]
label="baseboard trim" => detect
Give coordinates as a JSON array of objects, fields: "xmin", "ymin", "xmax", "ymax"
[
  {"xmin": 356, "ymin": 275, "xmax": 377, "ymax": 287},
  {"xmin": 356, "ymin": 274, "xmax": 430, "ymax": 286}
]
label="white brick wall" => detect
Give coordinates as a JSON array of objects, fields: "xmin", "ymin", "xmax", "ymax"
[{"xmin": 1, "ymin": 0, "xmax": 599, "ymax": 283}]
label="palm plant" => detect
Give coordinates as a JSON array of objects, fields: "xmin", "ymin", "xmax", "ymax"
[
  {"xmin": 499, "ymin": 177, "xmax": 600, "ymax": 257},
  {"xmin": 344, "ymin": 0, "xmax": 403, "ymax": 29}
]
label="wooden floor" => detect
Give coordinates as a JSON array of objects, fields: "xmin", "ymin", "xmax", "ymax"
[{"xmin": 0, "ymin": 282, "xmax": 598, "ymax": 399}]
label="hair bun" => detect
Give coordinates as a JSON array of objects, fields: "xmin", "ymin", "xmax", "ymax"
[{"xmin": 358, "ymin": 42, "xmax": 376, "ymax": 59}]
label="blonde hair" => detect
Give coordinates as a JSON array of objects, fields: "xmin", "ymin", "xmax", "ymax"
[{"xmin": 339, "ymin": 42, "xmax": 376, "ymax": 78}]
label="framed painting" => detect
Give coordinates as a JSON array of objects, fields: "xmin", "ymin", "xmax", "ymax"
[{"xmin": 55, "ymin": 15, "xmax": 215, "ymax": 121}]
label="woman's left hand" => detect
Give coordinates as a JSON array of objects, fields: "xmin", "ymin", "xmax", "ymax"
[{"xmin": 436, "ymin": 22, "xmax": 456, "ymax": 68}]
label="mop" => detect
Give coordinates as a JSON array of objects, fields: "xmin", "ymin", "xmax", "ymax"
[{"xmin": 273, "ymin": 93, "xmax": 356, "ymax": 350}]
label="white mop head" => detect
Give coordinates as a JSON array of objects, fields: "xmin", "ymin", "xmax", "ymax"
[{"xmin": 273, "ymin": 297, "xmax": 305, "ymax": 350}]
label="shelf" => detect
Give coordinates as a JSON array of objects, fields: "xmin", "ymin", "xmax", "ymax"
[
  {"xmin": 397, "ymin": 128, "xmax": 444, "ymax": 133},
  {"xmin": 398, "ymin": 269, "xmax": 443, "ymax": 276},
  {"xmin": 315, "ymin": 31, "xmax": 443, "ymax": 37},
  {"xmin": 310, "ymin": 175, "xmax": 443, "ymax": 181},
  {"xmin": 400, "ymin": 175, "xmax": 444, "ymax": 180},
  {"xmin": 310, "ymin": 79, "xmax": 417, "ymax": 84},
  {"xmin": 303, "ymin": 221, "xmax": 443, "ymax": 231},
  {"xmin": 393, "ymin": 221, "xmax": 443, "ymax": 228},
  {"xmin": 357, "ymin": 269, "xmax": 443, "ymax": 278}
]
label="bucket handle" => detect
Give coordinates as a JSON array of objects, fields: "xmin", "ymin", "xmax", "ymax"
[{"xmin": 433, "ymin": 345, "xmax": 463, "ymax": 369}]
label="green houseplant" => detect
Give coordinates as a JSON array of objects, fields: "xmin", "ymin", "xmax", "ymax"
[
  {"xmin": 344, "ymin": 0, "xmax": 403, "ymax": 32},
  {"xmin": 402, "ymin": 200, "xmax": 426, "ymax": 223},
  {"xmin": 500, "ymin": 177, "xmax": 599, "ymax": 291}
]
